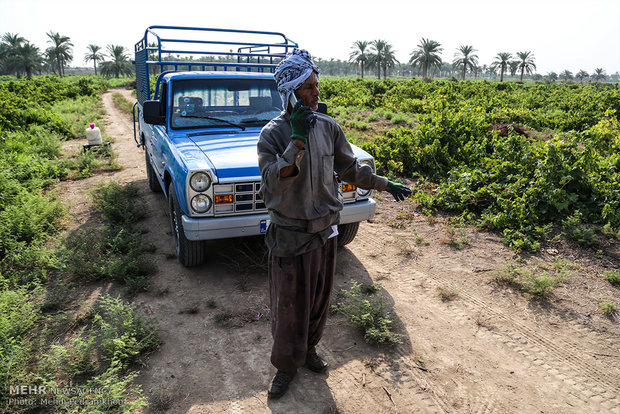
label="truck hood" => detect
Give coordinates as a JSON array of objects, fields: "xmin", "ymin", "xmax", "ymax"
[{"xmin": 189, "ymin": 132, "xmax": 260, "ymax": 179}]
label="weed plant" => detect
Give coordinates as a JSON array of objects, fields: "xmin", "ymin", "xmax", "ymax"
[
  {"xmin": 603, "ymin": 269, "xmax": 620, "ymax": 285},
  {"xmin": 493, "ymin": 261, "xmax": 569, "ymax": 298},
  {"xmin": 599, "ymin": 301, "xmax": 616, "ymax": 317},
  {"xmin": 332, "ymin": 280, "xmax": 403, "ymax": 345},
  {"xmin": 562, "ymin": 211, "xmax": 600, "ymax": 247}
]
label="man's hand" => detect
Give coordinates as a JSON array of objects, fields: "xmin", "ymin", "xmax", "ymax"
[
  {"xmin": 386, "ymin": 180, "xmax": 412, "ymax": 201},
  {"xmin": 290, "ymin": 100, "xmax": 316, "ymax": 144}
]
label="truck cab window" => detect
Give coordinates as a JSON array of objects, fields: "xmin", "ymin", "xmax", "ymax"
[{"xmin": 170, "ymin": 78, "xmax": 282, "ymax": 130}]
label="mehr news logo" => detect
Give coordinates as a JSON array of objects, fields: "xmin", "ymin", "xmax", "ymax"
[{"xmin": 7, "ymin": 385, "xmax": 122, "ymax": 407}]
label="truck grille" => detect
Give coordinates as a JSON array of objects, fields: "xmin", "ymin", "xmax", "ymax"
[
  {"xmin": 212, "ymin": 180, "xmax": 367, "ymax": 216},
  {"xmin": 213, "ymin": 181, "xmax": 266, "ymax": 215}
]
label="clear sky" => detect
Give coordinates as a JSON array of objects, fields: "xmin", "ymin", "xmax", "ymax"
[{"xmin": 1, "ymin": 0, "xmax": 619, "ymax": 75}]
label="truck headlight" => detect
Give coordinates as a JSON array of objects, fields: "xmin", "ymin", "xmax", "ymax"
[
  {"xmin": 190, "ymin": 172, "xmax": 211, "ymax": 192},
  {"xmin": 357, "ymin": 159, "xmax": 375, "ymax": 197},
  {"xmin": 191, "ymin": 194, "xmax": 212, "ymax": 213}
]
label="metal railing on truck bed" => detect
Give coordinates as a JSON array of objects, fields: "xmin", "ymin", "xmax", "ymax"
[{"xmin": 134, "ymin": 26, "xmax": 298, "ymax": 105}]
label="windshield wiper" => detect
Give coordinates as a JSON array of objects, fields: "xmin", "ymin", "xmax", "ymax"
[
  {"xmin": 240, "ymin": 118, "xmax": 271, "ymax": 125},
  {"xmin": 180, "ymin": 114, "xmax": 245, "ymax": 131}
]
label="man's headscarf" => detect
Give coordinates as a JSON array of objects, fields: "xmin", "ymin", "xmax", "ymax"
[{"xmin": 274, "ymin": 48, "xmax": 320, "ymax": 109}]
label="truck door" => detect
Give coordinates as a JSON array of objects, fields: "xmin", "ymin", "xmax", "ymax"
[{"xmin": 150, "ymin": 82, "xmax": 169, "ymax": 178}]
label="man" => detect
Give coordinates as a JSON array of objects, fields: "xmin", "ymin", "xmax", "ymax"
[{"xmin": 257, "ymin": 48, "xmax": 411, "ymax": 398}]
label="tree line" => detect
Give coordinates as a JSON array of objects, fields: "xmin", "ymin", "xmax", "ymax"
[
  {"xmin": 348, "ymin": 38, "xmax": 620, "ymax": 82},
  {"xmin": 0, "ymin": 32, "xmax": 133, "ymax": 79},
  {"xmin": 1, "ymin": 32, "xmax": 616, "ymax": 83},
  {"xmin": 346, "ymin": 38, "xmax": 615, "ymax": 82}
]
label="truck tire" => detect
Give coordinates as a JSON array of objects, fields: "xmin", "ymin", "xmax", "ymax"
[
  {"xmin": 168, "ymin": 183, "xmax": 205, "ymax": 267},
  {"xmin": 337, "ymin": 222, "xmax": 360, "ymax": 247},
  {"xmin": 145, "ymin": 151, "xmax": 162, "ymax": 193}
]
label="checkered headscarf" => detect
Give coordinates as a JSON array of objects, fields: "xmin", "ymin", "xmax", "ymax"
[{"xmin": 274, "ymin": 48, "xmax": 320, "ymax": 108}]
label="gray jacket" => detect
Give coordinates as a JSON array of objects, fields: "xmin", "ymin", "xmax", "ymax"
[{"xmin": 258, "ymin": 111, "xmax": 388, "ymax": 256}]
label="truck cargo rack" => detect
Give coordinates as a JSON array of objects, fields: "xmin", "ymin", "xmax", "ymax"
[{"xmin": 134, "ymin": 26, "xmax": 298, "ymax": 105}]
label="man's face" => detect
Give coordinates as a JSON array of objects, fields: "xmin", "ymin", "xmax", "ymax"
[{"xmin": 294, "ymin": 72, "xmax": 320, "ymax": 111}]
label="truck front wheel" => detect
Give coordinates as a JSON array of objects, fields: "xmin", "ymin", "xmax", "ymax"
[
  {"xmin": 168, "ymin": 183, "xmax": 205, "ymax": 266},
  {"xmin": 337, "ymin": 222, "xmax": 360, "ymax": 247}
]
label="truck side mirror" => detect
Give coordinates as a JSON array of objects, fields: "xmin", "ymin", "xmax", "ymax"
[{"xmin": 143, "ymin": 100, "xmax": 165, "ymax": 125}]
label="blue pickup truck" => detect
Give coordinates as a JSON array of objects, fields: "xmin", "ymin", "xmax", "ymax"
[{"xmin": 133, "ymin": 26, "xmax": 378, "ymax": 266}]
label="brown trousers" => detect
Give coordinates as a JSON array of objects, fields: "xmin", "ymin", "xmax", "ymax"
[{"xmin": 269, "ymin": 237, "xmax": 337, "ymax": 373}]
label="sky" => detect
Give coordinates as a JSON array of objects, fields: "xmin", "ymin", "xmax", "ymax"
[{"xmin": 1, "ymin": 0, "xmax": 619, "ymax": 76}]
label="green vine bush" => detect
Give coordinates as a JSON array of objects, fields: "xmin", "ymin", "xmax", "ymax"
[{"xmin": 322, "ymin": 78, "xmax": 619, "ymax": 251}]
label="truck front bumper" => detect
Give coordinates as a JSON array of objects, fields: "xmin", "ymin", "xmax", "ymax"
[{"xmin": 182, "ymin": 198, "xmax": 377, "ymax": 241}]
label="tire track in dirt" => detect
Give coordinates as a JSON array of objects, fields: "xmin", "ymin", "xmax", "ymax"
[
  {"xmin": 357, "ymin": 226, "xmax": 619, "ymax": 413},
  {"xmin": 415, "ymin": 269, "xmax": 620, "ymax": 409},
  {"xmin": 350, "ymin": 227, "xmax": 504, "ymax": 413}
]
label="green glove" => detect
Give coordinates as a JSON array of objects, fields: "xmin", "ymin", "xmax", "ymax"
[
  {"xmin": 386, "ymin": 180, "xmax": 412, "ymax": 201},
  {"xmin": 290, "ymin": 100, "xmax": 315, "ymax": 144}
]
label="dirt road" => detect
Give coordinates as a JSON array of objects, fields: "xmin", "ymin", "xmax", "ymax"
[{"xmin": 63, "ymin": 89, "xmax": 619, "ymax": 413}]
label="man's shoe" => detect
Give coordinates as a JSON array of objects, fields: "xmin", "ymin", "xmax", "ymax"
[
  {"xmin": 304, "ymin": 351, "xmax": 328, "ymax": 373},
  {"xmin": 268, "ymin": 370, "xmax": 296, "ymax": 399}
]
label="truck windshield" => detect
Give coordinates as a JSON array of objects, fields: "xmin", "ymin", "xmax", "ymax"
[{"xmin": 170, "ymin": 78, "xmax": 283, "ymax": 130}]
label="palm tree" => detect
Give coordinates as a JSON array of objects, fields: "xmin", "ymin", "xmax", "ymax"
[
  {"xmin": 1, "ymin": 32, "xmax": 26, "ymax": 76},
  {"xmin": 84, "ymin": 44, "xmax": 104, "ymax": 75},
  {"xmin": 369, "ymin": 39, "xmax": 387, "ymax": 79},
  {"xmin": 575, "ymin": 70, "xmax": 589, "ymax": 83},
  {"xmin": 559, "ymin": 70, "xmax": 573, "ymax": 82},
  {"xmin": 508, "ymin": 60, "xmax": 520, "ymax": 77},
  {"xmin": 18, "ymin": 42, "xmax": 43, "ymax": 79},
  {"xmin": 409, "ymin": 38, "xmax": 443, "ymax": 79},
  {"xmin": 516, "ymin": 51, "xmax": 536, "ymax": 81},
  {"xmin": 452, "ymin": 45, "xmax": 478, "ymax": 80},
  {"xmin": 349, "ymin": 40, "xmax": 369, "ymax": 79},
  {"xmin": 547, "ymin": 72, "xmax": 558, "ymax": 82},
  {"xmin": 100, "ymin": 44, "xmax": 133, "ymax": 78},
  {"xmin": 591, "ymin": 68, "xmax": 607, "ymax": 82},
  {"xmin": 380, "ymin": 43, "xmax": 398, "ymax": 79},
  {"xmin": 46, "ymin": 31, "xmax": 73, "ymax": 77},
  {"xmin": 490, "ymin": 52, "xmax": 512, "ymax": 82}
]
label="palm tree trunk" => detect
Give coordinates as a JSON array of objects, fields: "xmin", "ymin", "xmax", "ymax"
[
  {"xmin": 361, "ymin": 62, "xmax": 364, "ymax": 79},
  {"xmin": 500, "ymin": 66, "xmax": 504, "ymax": 82},
  {"xmin": 462, "ymin": 65, "xmax": 466, "ymax": 80},
  {"xmin": 520, "ymin": 67, "xmax": 524, "ymax": 82},
  {"xmin": 93, "ymin": 61, "xmax": 97, "ymax": 76}
]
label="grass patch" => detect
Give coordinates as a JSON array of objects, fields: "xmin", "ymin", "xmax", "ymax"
[
  {"xmin": 1, "ymin": 292, "xmax": 158, "ymax": 412},
  {"xmin": 603, "ymin": 269, "xmax": 620, "ymax": 285},
  {"xmin": 179, "ymin": 303, "xmax": 200, "ymax": 314},
  {"xmin": 562, "ymin": 211, "xmax": 600, "ymax": 247},
  {"xmin": 599, "ymin": 301, "xmax": 616, "ymax": 317},
  {"xmin": 332, "ymin": 280, "xmax": 402, "ymax": 345},
  {"xmin": 52, "ymin": 95, "xmax": 106, "ymax": 139},
  {"xmin": 436, "ymin": 285, "xmax": 459, "ymax": 302},
  {"xmin": 112, "ymin": 92, "xmax": 134, "ymax": 115},
  {"xmin": 492, "ymin": 261, "xmax": 570, "ymax": 298},
  {"xmin": 71, "ymin": 144, "xmax": 122, "ymax": 178},
  {"xmin": 65, "ymin": 181, "xmax": 155, "ymax": 294},
  {"xmin": 441, "ymin": 218, "xmax": 469, "ymax": 249}
]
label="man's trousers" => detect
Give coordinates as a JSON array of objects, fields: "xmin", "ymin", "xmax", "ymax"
[{"xmin": 268, "ymin": 237, "xmax": 337, "ymax": 373}]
